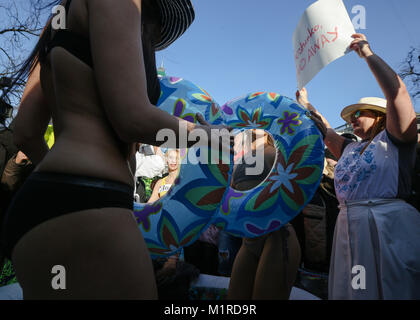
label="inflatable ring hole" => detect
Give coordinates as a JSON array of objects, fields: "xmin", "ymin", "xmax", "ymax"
[
  {"xmin": 147, "ymin": 149, "xmax": 181, "ymax": 203},
  {"xmin": 231, "ymin": 129, "xmax": 277, "ymax": 192}
]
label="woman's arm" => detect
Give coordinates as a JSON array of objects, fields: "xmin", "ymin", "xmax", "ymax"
[
  {"xmin": 296, "ymin": 88, "xmax": 346, "ymax": 160},
  {"xmin": 13, "ymin": 63, "xmax": 51, "ymax": 165},
  {"xmin": 88, "ymin": 0, "xmax": 225, "ymax": 148},
  {"xmin": 350, "ymin": 34, "xmax": 417, "ymax": 143},
  {"xmin": 147, "ymin": 179, "xmax": 161, "ymax": 203}
]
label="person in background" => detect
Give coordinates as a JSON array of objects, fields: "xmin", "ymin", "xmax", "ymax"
[
  {"xmin": 183, "ymin": 223, "xmax": 220, "ymax": 276},
  {"xmin": 407, "ymin": 131, "xmax": 420, "ymax": 211},
  {"xmin": 0, "ymin": 116, "xmax": 18, "ymax": 233},
  {"xmin": 0, "ymin": 114, "xmax": 34, "ymax": 287},
  {"xmin": 227, "ymin": 130, "xmax": 301, "ymax": 300},
  {"xmin": 1, "ymin": 151, "xmax": 34, "ymax": 194},
  {"xmin": 134, "ymin": 143, "xmax": 165, "ymax": 202},
  {"xmin": 0, "ymin": 150, "xmax": 34, "ymax": 287},
  {"xmin": 152, "ymin": 254, "xmax": 200, "ymax": 300},
  {"xmin": 291, "ymin": 147, "xmax": 339, "ymax": 274},
  {"xmin": 296, "ymin": 33, "xmax": 420, "ymax": 299},
  {"xmin": 147, "ymin": 149, "xmax": 180, "ymax": 203},
  {"xmin": 217, "ymin": 230, "xmax": 242, "ymax": 277},
  {"xmin": 290, "ymin": 147, "xmax": 339, "ymax": 299},
  {"xmin": 0, "ymin": 102, "xmax": 17, "ymax": 180}
]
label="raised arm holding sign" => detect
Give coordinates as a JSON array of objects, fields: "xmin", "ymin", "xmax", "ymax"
[{"xmin": 295, "ymin": 32, "xmax": 420, "ymax": 300}]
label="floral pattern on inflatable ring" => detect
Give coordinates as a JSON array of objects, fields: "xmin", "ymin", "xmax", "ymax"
[{"xmin": 134, "ymin": 78, "xmax": 325, "ymax": 256}]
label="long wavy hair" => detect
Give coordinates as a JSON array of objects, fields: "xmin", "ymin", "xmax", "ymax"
[{"xmin": 2, "ymin": 0, "xmax": 161, "ymax": 105}]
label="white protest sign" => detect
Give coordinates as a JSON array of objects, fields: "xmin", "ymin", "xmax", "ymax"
[{"xmin": 293, "ymin": 0, "xmax": 356, "ymax": 89}]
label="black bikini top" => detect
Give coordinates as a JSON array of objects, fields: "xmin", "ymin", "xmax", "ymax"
[
  {"xmin": 45, "ymin": 0, "xmax": 93, "ymax": 68},
  {"xmin": 43, "ymin": 0, "xmax": 161, "ymax": 105}
]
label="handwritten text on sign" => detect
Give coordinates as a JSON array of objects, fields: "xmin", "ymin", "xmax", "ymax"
[{"xmin": 293, "ymin": 0, "xmax": 356, "ymax": 89}]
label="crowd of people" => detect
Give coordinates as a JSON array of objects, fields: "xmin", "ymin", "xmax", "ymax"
[{"xmin": 0, "ymin": 0, "xmax": 420, "ymax": 300}]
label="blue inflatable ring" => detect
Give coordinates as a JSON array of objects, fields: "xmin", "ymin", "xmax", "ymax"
[
  {"xmin": 210, "ymin": 92, "xmax": 325, "ymax": 238},
  {"xmin": 133, "ymin": 76, "xmax": 228, "ymax": 257},
  {"xmin": 134, "ymin": 78, "xmax": 325, "ymax": 257}
]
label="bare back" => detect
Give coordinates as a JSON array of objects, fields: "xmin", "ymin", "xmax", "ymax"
[{"xmin": 37, "ymin": 0, "xmax": 135, "ymax": 186}]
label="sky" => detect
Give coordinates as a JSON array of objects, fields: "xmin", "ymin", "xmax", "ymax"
[
  {"xmin": 1, "ymin": 0, "xmax": 419, "ymax": 129},
  {"xmin": 155, "ymin": 0, "xmax": 420, "ymax": 128}
]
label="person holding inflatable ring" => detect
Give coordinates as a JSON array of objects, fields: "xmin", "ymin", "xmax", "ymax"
[
  {"xmin": 296, "ymin": 34, "xmax": 420, "ymax": 299},
  {"xmin": 227, "ymin": 129, "xmax": 302, "ymax": 300},
  {"xmin": 1, "ymin": 0, "xmax": 233, "ymax": 299}
]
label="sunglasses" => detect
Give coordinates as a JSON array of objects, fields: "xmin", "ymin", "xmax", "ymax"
[{"xmin": 349, "ymin": 110, "xmax": 376, "ymax": 123}]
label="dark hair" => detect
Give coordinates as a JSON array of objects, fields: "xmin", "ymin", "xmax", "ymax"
[
  {"xmin": 325, "ymin": 148, "xmax": 338, "ymax": 161},
  {"xmin": 153, "ymin": 258, "xmax": 200, "ymax": 300},
  {"xmin": 340, "ymin": 133, "xmax": 358, "ymax": 142},
  {"xmin": 141, "ymin": 0, "xmax": 162, "ymax": 104},
  {"xmin": 141, "ymin": 23, "xmax": 161, "ymax": 105},
  {"xmin": 0, "ymin": 99, "xmax": 13, "ymax": 124}
]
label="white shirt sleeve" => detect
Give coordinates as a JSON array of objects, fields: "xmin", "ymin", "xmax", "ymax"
[{"xmin": 135, "ymin": 152, "xmax": 165, "ymax": 178}]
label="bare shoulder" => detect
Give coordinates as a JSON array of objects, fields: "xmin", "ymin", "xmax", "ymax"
[
  {"xmin": 61, "ymin": 0, "xmax": 142, "ymax": 38},
  {"xmin": 54, "ymin": 0, "xmax": 90, "ymax": 37},
  {"xmin": 87, "ymin": 0, "xmax": 142, "ymax": 14}
]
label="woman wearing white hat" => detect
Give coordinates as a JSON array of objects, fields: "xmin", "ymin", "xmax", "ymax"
[
  {"xmin": 1, "ymin": 0, "xmax": 232, "ymax": 299},
  {"xmin": 297, "ymin": 34, "xmax": 420, "ymax": 299}
]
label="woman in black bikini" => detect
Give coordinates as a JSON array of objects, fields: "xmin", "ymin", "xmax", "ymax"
[{"xmin": 1, "ymin": 0, "xmax": 231, "ymax": 299}]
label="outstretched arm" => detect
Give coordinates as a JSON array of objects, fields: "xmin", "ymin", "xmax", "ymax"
[
  {"xmin": 350, "ymin": 33, "xmax": 417, "ymax": 143},
  {"xmin": 88, "ymin": 0, "xmax": 233, "ymax": 148},
  {"xmin": 296, "ymin": 88, "xmax": 346, "ymax": 160}
]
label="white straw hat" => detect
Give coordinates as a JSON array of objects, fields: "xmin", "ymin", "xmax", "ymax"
[
  {"xmin": 341, "ymin": 97, "xmax": 387, "ymax": 122},
  {"xmin": 155, "ymin": 0, "xmax": 195, "ymax": 51}
]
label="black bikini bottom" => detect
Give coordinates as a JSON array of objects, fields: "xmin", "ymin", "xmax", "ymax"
[{"xmin": 1, "ymin": 171, "xmax": 134, "ymax": 259}]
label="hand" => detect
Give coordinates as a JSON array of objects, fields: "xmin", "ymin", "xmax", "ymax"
[
  {"xmin": 196, "ymin": 112, "xmax": 235, "ymax": 156},
  {"xmin": 309, "ymin": 111, "xmax": 327, "ymax": 139},
  {"xmin": 296, "ymin": 87, "xmax": 318, "ymax": 113},
  {"xmin": 15, "ymin": 151, "xmax": 29, "ymax": 165},
  {"xmin": 296, "ymin": 87, "xmax": 309, "ymax": 106},
  {"xmin": 350, "ymin": 33, "xmax": 374, "ymax": 59}
]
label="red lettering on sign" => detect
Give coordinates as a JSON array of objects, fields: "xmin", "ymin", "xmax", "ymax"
[
  {"xmin": 308, "ymin": 38, "xmax": 320, "ymax": 63},
  {"xmin": 299, "ymin": 58, "xmax": 306, "ymax": 71},
  {"xmin": 328, "ymin": 26, "xmax": 338, "ymax": 42},
  {"xmin": 295, "ymin": 24, "xmax": 321, "ymax": 60},
  {"xmin": 296, "ymin": 25, "xmax": 340, "ymax": 76},
  {"xmin": 321, "ymin": 35, "xmax": 330, "ymax": 48}
]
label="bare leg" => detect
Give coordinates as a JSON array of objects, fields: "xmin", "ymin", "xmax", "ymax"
[
  {"xmin": 227, "ymin": 236, "xmax": 266, "ymax": 300},
  {"xmin": 12, "ymin": 208, "xmax": 157, "ymax": 299},
  {"xmin": 252, "ymin": 225, "xmax": 301, "ymax": 300}
]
